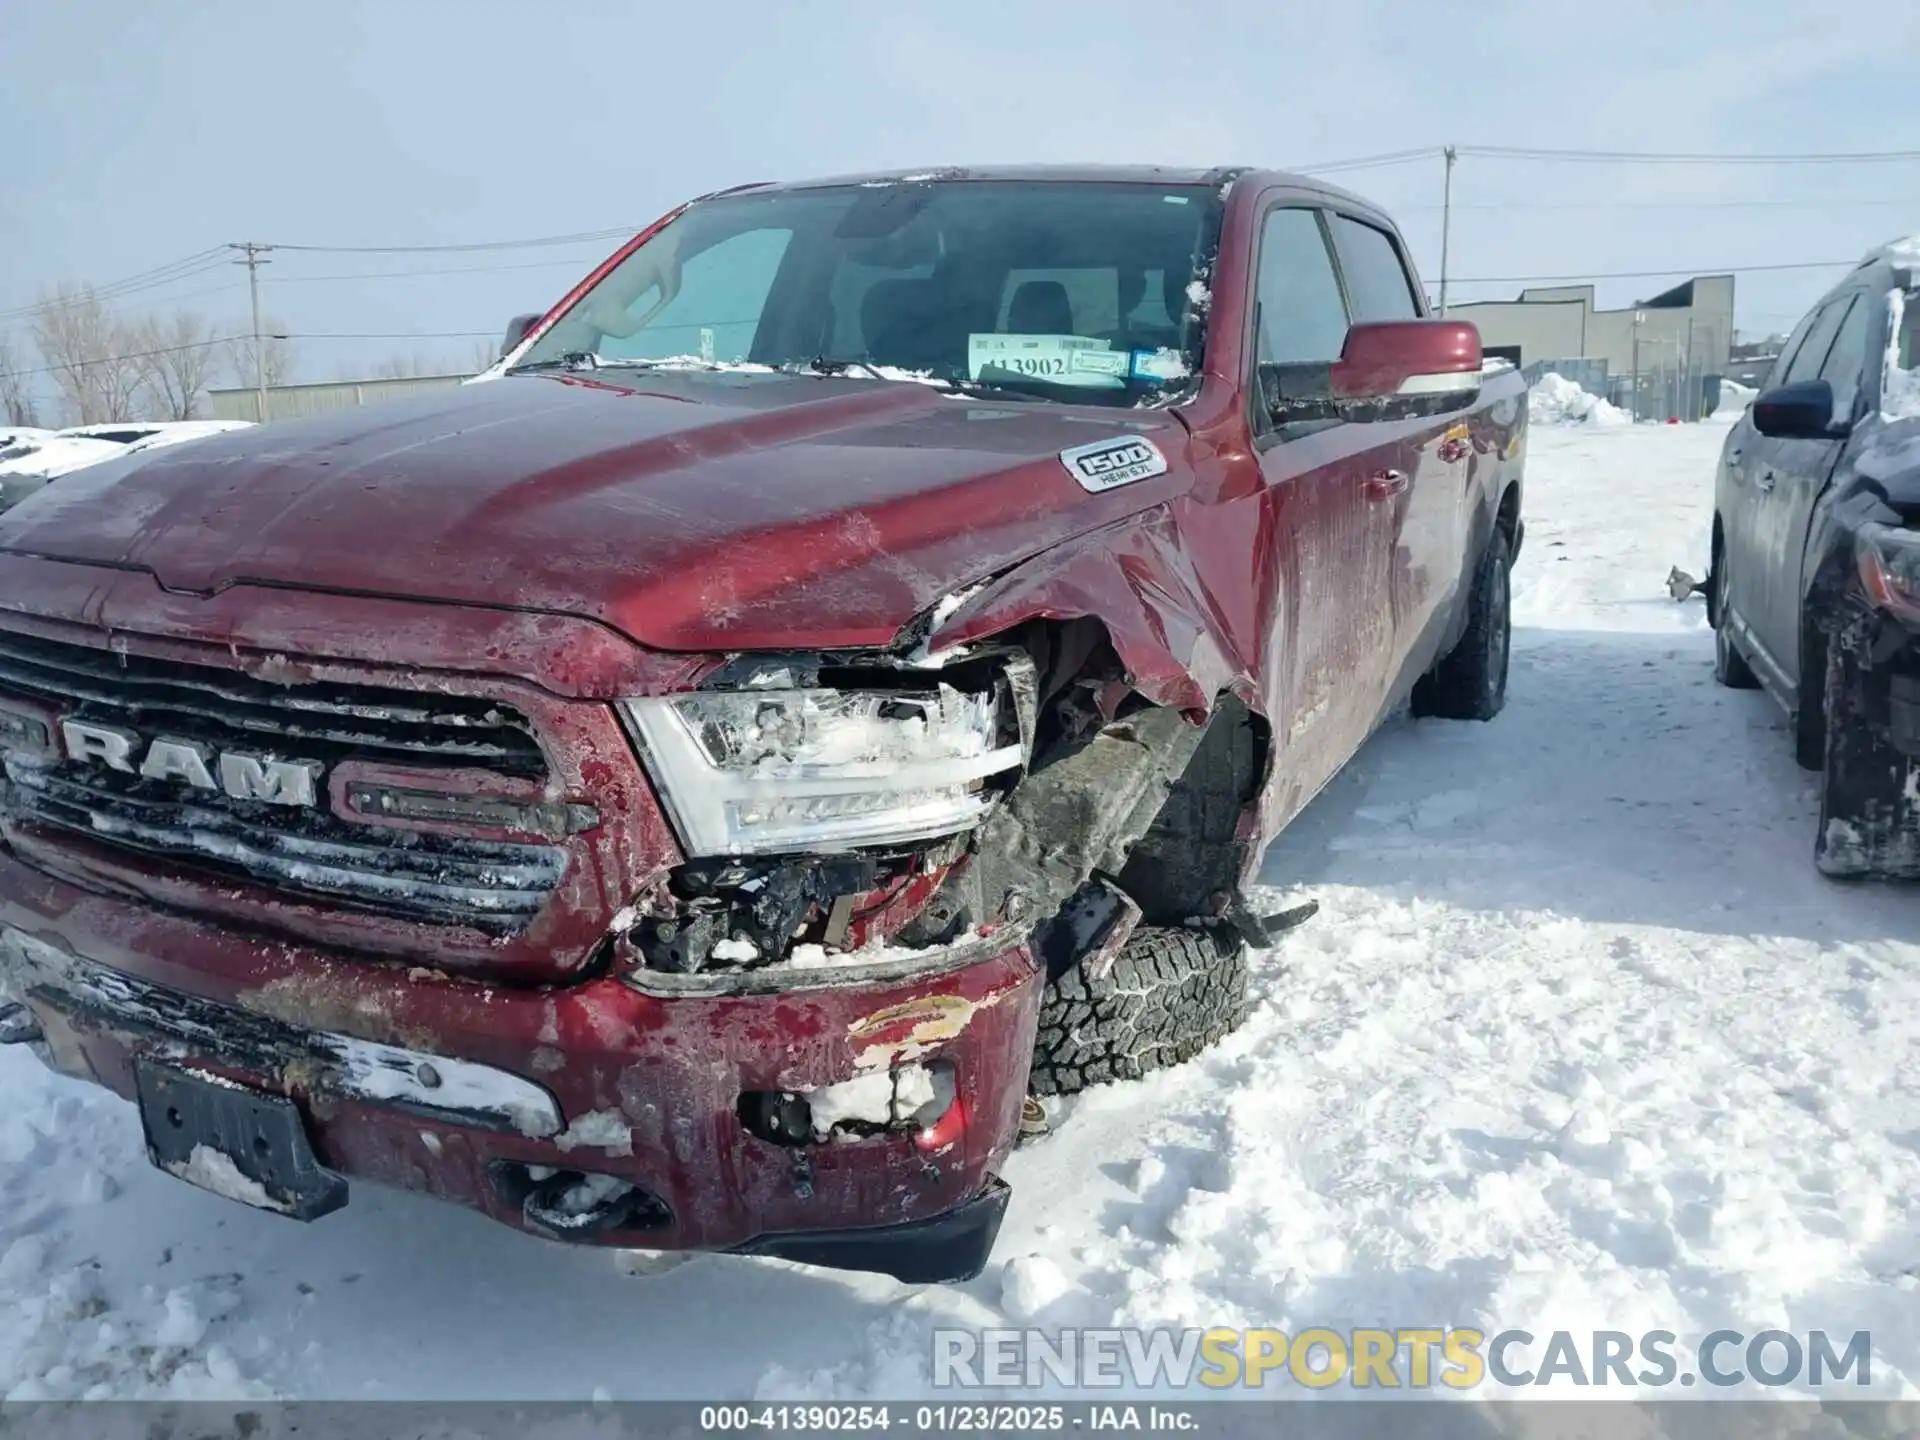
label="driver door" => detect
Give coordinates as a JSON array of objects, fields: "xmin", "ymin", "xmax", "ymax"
[{"xmin": 1250, "ymin": 205, "xmax": 1403, "ymax": 818}]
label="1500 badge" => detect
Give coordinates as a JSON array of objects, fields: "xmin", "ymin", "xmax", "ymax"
[{"xmin": 1059, "ymin": 436, "xmax": 1169, "ymax": 493}]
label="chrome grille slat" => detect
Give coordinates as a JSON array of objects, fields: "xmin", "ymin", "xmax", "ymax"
[
  {"xmin": 0, "ymin": 631, "xmax": 544, "ymax": 773},
  {"xmin": 0, "ymin": 630, "xmax": 563, "ymax": 932}
]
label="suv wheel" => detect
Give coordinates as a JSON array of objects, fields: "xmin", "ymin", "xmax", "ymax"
[
  {"xmin": 1413, "ymin": 527, "xmax": 1512, "ymax": 721},
  {"xmin": 1029, "ymin": 926, "xmax": 1250, "ymax": 1097}
]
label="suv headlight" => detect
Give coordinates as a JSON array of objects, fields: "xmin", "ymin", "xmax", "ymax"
[
  {"xmin": 1857, "ymin": 522, "xmax": 1920, "ymax": 625},
  {"xmin": 622, "ymin": 683, "xmax": 1025, "ymax": 856}
]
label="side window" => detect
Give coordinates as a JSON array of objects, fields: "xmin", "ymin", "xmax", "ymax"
[
  {"xmin": 1818, "ymin": 296, "xmax": 1869, "ymax": 417},
  {"xmin": 1765, "ymin": 306, "xmax": 1822, "ymax": 391},
  {"xmin": 1254, "ymin": 208, "xmax": 1350, "ymax": 365},
  {"xmin": 1782, "ymin": 298, "xmax": 1849, "ymax": 387},
  {"xmin": 1329, "ymin": 215, "xmax": 1421, "ymax": 322},
  {"xmin": 598, "ymin": 227, "xmax": 793, "ymax": 364}
]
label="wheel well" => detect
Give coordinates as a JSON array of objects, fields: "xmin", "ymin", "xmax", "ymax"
[
  {"xmin": 1115, "ymin": 692, "xmax": 1269, "ymax": 925},
  {"xmin": 1495, "ymin": 482, "xmax": 1521, "ymax": 549}
]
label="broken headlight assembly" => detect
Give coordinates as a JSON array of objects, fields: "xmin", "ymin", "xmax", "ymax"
[
  {"xmin": 1857, "ymin": 523, "xmax": 1920, "ymax": 627},
  {"xmin": 622, "ymin": 679, "xmax": 1027, "ymax": 857}
]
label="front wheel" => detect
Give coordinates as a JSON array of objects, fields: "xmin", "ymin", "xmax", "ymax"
[
  {"xmin": 1412, "ymin": 527, "xmax": 1512, "ymax": 721},
  {"xmin": 1029, "ymin": 926, "xmax": 1249, "ymax": 1097}
]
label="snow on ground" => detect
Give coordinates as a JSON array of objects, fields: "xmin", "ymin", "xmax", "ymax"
[
  {"xmin": 1529, "ymin": 371, "xmax": 1630, "ymax": 428},
  {"xmin": 1715, "ymin": 378, "xmax": 1757, "ymax": 416},
  {"xmin": 4, "ymin": 418, "xmax": 1920, "ymax": 1402}
]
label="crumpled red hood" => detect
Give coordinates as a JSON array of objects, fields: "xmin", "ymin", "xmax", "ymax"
[{"xmin": 0, "ymin": 372, "xmax": 1189, "ymax": 652}]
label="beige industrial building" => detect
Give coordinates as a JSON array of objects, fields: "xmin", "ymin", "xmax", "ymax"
[{"xmin": 1448, "ymin": 274, "xmax": 1735, "ymax": 379}]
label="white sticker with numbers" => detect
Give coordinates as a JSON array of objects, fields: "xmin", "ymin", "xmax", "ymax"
[{"xmin": 968, "ymin": 334, "xmax": 1126, "ymax": 388}]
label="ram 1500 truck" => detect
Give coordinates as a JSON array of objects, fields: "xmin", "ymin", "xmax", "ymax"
[{"xmin": 0, "ymin": 166, "xmax": 1525, "ymax": 1283}]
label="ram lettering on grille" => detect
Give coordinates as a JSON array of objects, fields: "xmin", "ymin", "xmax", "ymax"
[{"xmin": 59, "ymin": 719, "xmax": 322, "ymax": 808}]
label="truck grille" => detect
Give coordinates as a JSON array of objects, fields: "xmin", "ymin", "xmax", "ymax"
[{"xmin": 0, "ymin": 629, "xmax": 564, "ymax": 932}]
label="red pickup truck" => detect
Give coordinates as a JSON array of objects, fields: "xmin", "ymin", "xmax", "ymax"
[{"xmin": 0, "ymin": 166, "xmax": 1524, "ymax": 1283}]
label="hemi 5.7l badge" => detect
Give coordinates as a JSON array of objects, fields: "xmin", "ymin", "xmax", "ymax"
[{"xmin": 1058, "ymin": 436, "xmax": 1169, "ymax": 493}]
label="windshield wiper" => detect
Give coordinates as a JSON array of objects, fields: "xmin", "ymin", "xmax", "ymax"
[
  {"xmin": 507, "ymin": 351, "xmax": 600, "ymax": 374},
  {"xmin": 796, "ymin": 355, "xmax": 890, "ymax": 380}
]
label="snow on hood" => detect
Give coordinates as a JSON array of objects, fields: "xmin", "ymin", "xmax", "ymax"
[{"xmin": 0, "ymin": 436, "xmax": 131, "ymax": 481}]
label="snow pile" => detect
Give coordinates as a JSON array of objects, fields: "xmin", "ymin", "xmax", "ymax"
[
  {"xmin": 1713, "ymin": 378, "xmax": 1757, "ymax": 416},
  {"xmin": 1883, "ymin": 288, "xmax": 1920, "ymax": 422},
  {"xmin": 1528, "ymin": 372, "xmax": 1629, "ymax": 427}
]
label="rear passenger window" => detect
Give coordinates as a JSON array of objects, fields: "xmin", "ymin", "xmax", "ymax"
[
  {"xmin": 1783, "ymin": 299, "xmax": 1849, "ymax": 387},
  {"xmin": 1330, "ymin": 216, "xmax": 1420, "ymax": 321},
  {"xmin": 1254, "ymin": 208, "xmax": 1349, "ymax": 365}
]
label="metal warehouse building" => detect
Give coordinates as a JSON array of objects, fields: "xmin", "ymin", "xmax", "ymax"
[{"xmin": 1447, "ymin": 273, "xmax": 1735, "ymax": 418}]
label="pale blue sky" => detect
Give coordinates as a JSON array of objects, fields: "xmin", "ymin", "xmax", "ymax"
[{"xmin": 4, "ymin": 0, "xmax": 1918, "ymax": 381}]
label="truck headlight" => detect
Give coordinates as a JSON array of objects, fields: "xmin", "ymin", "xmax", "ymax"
[{"xmin": 622, "ymin": 684, "xmax": 1025, "ymax": 856}]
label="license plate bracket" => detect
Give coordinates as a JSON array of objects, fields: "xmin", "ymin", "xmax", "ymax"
[{"xmin": 135, "ymin": 1059, "xmax": 347, "ymax": 1221}]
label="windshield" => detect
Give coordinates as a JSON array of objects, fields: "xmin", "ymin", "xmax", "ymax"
[{"xmin": 514, "ymin": 181, "xmax": 1223, "ymax": 406}]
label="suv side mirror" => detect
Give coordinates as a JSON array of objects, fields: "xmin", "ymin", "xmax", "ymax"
[
  {"xmin": 500, "ymin": 313, "xmax": 543, "ymax": 360},
  {"xmin": 1751, "ymin": 379, "xmax": 1846, "ymax": 440}
]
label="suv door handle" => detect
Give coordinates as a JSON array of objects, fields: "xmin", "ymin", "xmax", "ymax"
[
  {"xmin": 1362, "ymin": 469, "xmax": 1408, "ymax": 500},
  {"xmin": 1756, "ymin": 470, "xmax": 1777, "ymax": 493}
]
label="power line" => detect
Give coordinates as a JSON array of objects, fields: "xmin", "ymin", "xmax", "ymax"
[
  {"xmin": 266, "ymin": 226, "xmax": 638, "ymax": 256},
  {"xmin": 1456, "ymin": 143, "xmax": 1920, "ymax": 166},
  {"xmin": 1291, "ymin": 147, "xmax": 1445, "ymax": 175},
  {"xmin": 0, "ymin": 250, "xmax": 232, "ymax": 325},
  {"xmin": 269, "ymin": 255, "xmax": 603, "ymax": 284},
  {"xmin": 1398, "ymin": 197, "xmax": 1920, "ymax": 213},
  {"xmin": 1450, "ymin": 258, "xmax": 1857, "ymax": 285},
  {"xmin": 1, "ymin": 336, "xmax": 230, "ymax": 380}
]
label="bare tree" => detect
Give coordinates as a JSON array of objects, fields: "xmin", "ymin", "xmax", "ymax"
[
  {"xmin": 224, "ymin": 318, "xmax": 296, "ymax": 411},
  {"xmin": 0, "ymin": 334, "xmax": 41, "ymax": 428},
  {"xmin": 369, "ymin": 352, "xmax": 442, "ymax": 380},
  {"xmin": 133, "ymin": 312, "xmax": 219, "ymax": 420},
  {"xmin": 467, "ymin": 339, "xmax": 501, "ymax": 374},
  {"xmin": 30, "ymin": 285, "xmax": 144, "ymax": 424}
]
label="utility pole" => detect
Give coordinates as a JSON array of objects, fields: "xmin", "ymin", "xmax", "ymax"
[
  {"xmin": 230, "ymin": 243, "xmax": 273, "ymax": 423},
  {"xmin": 1437, "ymin": 145, "xmax": 1457, "ymax": 316},
  {"xmin": 1631, "ymin": 309, "xmax": 1644, "ymax": 424}
]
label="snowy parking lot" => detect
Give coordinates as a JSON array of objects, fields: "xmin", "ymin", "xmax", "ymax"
[{"xmin": 3, "ymin": 416, "xmax": 1920, "ymax": 1402}]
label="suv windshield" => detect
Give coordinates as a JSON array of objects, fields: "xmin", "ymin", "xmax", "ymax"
[{"xmin": 513, "ymin": 181, "xmax": 1223, "ymax": 407}]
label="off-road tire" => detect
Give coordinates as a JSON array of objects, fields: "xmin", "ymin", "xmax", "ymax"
[
  {"xmin": 1412, "ymin": 527, "xmax": 1512, "ymax": 721},
  {"xmin": 1029, "ymin": 926, "xmax": 1250, "ymax": 1097},
  {"xmin": 1712, "ymin": 549, "xmax": 1761, "ymax": 690}
]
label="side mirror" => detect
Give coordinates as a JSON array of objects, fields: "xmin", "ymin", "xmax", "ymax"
[
  {"xmin": 500, "ymin": 313, "xmax": 543, "ymax": 360},
  {"xmin": 1332, "ymin": 320, "xmax": 1483, "ymax": 404},
  {"xmin": 1751, "ymin": 379, "xmax": 1845, "ymax": 440}
]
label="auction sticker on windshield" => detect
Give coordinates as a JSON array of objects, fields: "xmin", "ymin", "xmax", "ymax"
[
  {"xmin": 1058, "ymin": 435, "xmax": 1169, "ymax": 492},
  {"xmin": 969, "ymin": 334, "xmax": 1126, "ymax": 388}
]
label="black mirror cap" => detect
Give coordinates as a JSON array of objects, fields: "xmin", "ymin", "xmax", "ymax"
[
  {"xmin": 1752, "ymin": 378, "xmax": 1848, "ymax": 440},
  {"xmin": 499, "ymin": 313, "xmax": 543, "ymax": 361}
]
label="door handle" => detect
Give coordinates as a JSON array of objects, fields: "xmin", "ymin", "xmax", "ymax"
[
  {"xmin": 1726, "ymin": 447, "xmax": 1742, "ymax": 464},
  {"xmin": 1756, "ymin": 470, "xmax": 1776, "ymax": 493},
  {"xmin": 1362, "ymin": 469, "xmax": 1408, "ymax": 500}
]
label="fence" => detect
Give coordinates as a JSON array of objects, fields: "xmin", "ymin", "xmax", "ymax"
[
  {"xmin": 1522, "ymin": 356, "xmax": 1720, "ymax": 422},
  {"xmin": 208, "ymin": 373, "xmax": 476, "ymax": 424}
]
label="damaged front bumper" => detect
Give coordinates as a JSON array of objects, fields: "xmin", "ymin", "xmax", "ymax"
[
  {"xmin": 0, "ymin": 854, "xmax": 1038, "ymax": 1284},
  {"xmin": 1816, "ymin": 599, "xmax": 1920, "ymax": 880}
]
